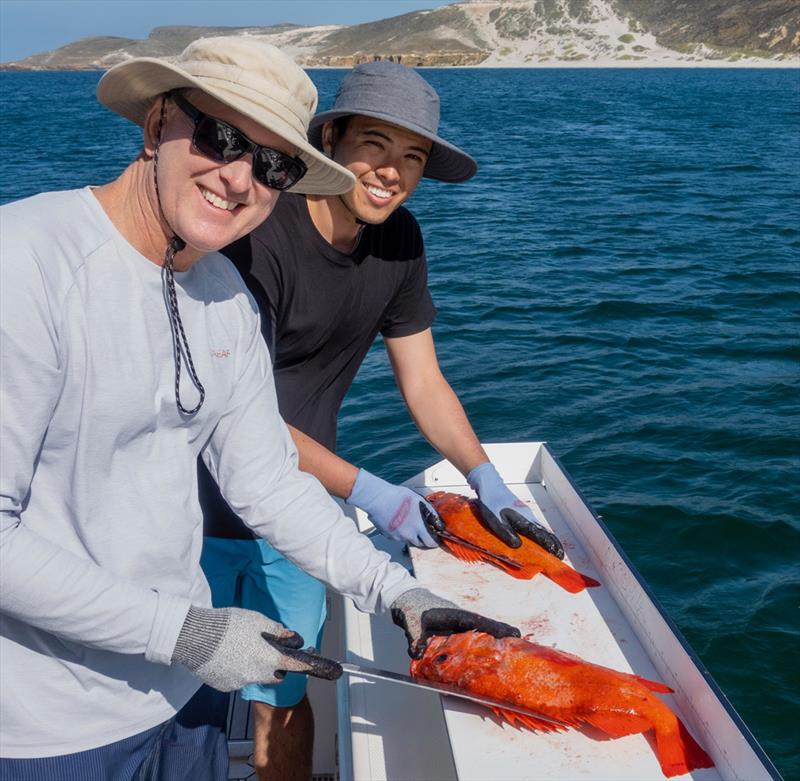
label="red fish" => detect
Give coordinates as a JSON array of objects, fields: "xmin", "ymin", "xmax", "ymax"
[
  {"xmin": 411, "ymin": 631, "xmax": 714, "ymax": 778},
  {"xmin": 427, "ymin": 491, "xmax": 600, "ymax": 593}
]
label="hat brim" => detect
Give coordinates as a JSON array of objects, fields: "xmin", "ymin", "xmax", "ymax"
[
  {"xmin": 97, "ymin": 58, "xmax": 355, "ymax": 196},
  {"xmin": 309, "ymin": 109, "xmax": 477, "ymax": 184}
]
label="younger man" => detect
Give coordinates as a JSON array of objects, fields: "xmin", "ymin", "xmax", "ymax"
[{"xmin": 201, "ymin": 62, "xmax": 563, "ymax": 780}]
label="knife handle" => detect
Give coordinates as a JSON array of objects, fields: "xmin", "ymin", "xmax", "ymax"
[{"xmin": 261, "ymin": 633, "xmax": 344, "ymax": 681}]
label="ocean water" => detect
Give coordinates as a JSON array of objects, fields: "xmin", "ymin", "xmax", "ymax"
[{"xmin": 1, "ymin": 68, "xmax": 798, "ymax": 777}]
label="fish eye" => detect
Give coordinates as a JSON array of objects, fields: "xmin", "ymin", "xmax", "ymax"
[{"xmin": 435, "ymin": 654, "xmax": 448, "ymax": 663}]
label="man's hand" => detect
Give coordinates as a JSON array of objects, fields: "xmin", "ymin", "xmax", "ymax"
[
  {"xmin": 348, "ymin": 468, "xmax": 440, "ymax": 548},
  {"xmin": 171, "ymin": 607, "xmax": 342, "ymax": 692},
  {"xmin": 467, "ymin": 462, "xmax": 564, "ymax": 558},
  {"xmin": 390, "ymin": 588, "xmax": 520, "ymax": 658}
]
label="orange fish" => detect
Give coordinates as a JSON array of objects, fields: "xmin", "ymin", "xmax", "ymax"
[
  {"xmin": 426, "ymin": 491, "xmax": 600, "ymax": 593},
  {"xmin": 411, "ymin": 631, "xmax": 714, "ymax": 778}
]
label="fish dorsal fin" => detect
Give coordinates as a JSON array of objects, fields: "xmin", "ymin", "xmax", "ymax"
[
  {"xmin": 490, "ymin": 707, "xmax": 566, "ymax": 733},
  {"xmin": 441, "ymin": 538, "xmax": 539, "ymax": 579}
]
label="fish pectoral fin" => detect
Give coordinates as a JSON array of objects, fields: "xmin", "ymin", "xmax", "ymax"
[
  {"xmin": 442, "ymin": 538, "xmax": 483, "ymax": 563},
  {"xmin": 584, "ymin": 710, "xmax": 652, "ymax": 738},
  {"xmin": 491, "ymin": 706, "xmax": 565, "ymax": 733},
  {"xmin": 442, "ymin": 538, "xmax": 537, "ymax": 579}
]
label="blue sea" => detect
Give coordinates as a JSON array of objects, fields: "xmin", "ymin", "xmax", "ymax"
[{"xmin": 1, "ymin": 67, "xmax": 798, "ymax": 777}]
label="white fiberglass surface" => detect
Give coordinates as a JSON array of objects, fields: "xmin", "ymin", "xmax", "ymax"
[
  {"xmin": 340, "ymin": 530, "xmax": 458, "ymax": 781},
  {"xmin": 339, "ymin": 444, "xmax": 771, "ymax": 780},
  {"xmin": 408, "ymin": 476, "xmax": 720, "ymax": 781}
]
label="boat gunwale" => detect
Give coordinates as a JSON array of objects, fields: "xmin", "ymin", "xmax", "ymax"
[{"xmin": 541, "ymin": 442, "xmax": 782, "ymax": 781}]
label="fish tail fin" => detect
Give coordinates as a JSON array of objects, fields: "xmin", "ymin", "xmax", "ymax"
[
  {"xmin": 584, "ymin": 711, "xmax": 652, "ymax": 738},
  {"xmin": 441, "ymin": 539, "xmax": 538, "ymax": 580},
  {"xmin": 547, "ymin": 562, "xmax": 601, "ymax": 593},
  {"xmin": 654, "ymin": 717, "xmax": 714, "ymax": 778},
  {"xmin": 491, "ymin": 707, "xmax": 564, "ymax": 733}
]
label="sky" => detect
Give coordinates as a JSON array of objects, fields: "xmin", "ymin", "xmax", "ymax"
[{"xmin": 0, "ymin": 0, "xmax": 448, "ymax": 63}]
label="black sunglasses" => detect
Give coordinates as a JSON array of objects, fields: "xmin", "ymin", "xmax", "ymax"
[{"xmin": 171, "ymin": 91, "xmax": 307, "ymax": 191}]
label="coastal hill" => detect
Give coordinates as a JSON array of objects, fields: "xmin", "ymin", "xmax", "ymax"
[{"xmin": 2, "ymin": 0, "xmax": 798, "ymax": 70}]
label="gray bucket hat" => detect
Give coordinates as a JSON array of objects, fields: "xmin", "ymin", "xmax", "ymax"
[{"xmin": 308, "ymin": 61, "xmax": 477, "ymax": 183}]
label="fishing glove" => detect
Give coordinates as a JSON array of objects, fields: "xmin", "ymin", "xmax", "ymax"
[
  {"xmin": 391, "ymin": 588, "xmax": 520, "ymax": 659},
  {"xmin": 467, "ymin": 462, "xmax": 565, "ymax": 558},
  {"xmin": 348, "ymin": 468, "xmax": 440, "ymax": 548},
  {"xmin": 171, "ymin": 606, "xmax": 342, "ymax": 692}
]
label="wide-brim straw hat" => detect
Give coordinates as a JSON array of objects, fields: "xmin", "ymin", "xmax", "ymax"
[
  {"xmin": 97, "ymin": 37, "xmax": 354, "ymax": 196},
  {"xmin": 308, "ymin": 60, "xmax": 477, "ymax": 183}
]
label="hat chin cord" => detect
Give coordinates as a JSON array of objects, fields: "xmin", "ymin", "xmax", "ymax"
[{"xmin": 153, "ymin": 94, "xmax": 205, "ymax": 416}]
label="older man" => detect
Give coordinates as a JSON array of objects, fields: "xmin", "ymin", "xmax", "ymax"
[{"xmin": 0, "ymin": 40, "xmax": 517, "ymax": 781}]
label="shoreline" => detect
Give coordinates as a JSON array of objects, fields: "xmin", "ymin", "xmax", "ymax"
[
  {"xmin": 2, "ymin": 60, "xmax": 798, "ymax": 73},
  {"xmin": 473, "ymin": 58, "xmax": 799, "ymax": 69}
]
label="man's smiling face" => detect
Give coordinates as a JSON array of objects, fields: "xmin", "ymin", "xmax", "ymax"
[
  {"xmin": 148, "ymin": 89, "xmax": 295, "ymax": 260},
  {"xmin": 322, "ymin": 115, "xmax": 432, "ymax": 225}
]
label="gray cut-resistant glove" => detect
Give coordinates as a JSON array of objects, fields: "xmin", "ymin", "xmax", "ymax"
[
  {"xmin": 467, "ymin": 462, "xmax": 565, "ymax": 558},
  {"xmin": 390, "ymin": 588, "xmax": 520, "ymax": 659},
  {"xmin": 348, "ymin": 468, "xmax": 439, "ymax": 548},
  {"xmin": 171, "ymin": 607, "xmax": 342, "ymax": 692}
]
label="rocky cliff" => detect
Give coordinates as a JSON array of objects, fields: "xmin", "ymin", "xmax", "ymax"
[{"xmin": 2, "ymin": 0, "xmax": 797, "ymax": 70}]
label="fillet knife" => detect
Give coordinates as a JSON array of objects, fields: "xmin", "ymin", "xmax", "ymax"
[
  {"xmin": 432, "ymin": 528, "xmax": 524, "ymax": 570},
  {"xmin": 340, "ymin": 661, "xmax": 567, "ymax": 727}
]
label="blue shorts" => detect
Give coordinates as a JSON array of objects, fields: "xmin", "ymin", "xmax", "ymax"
[
  {"xmin": 200, "ymin": 536, "xmax": 327, "ymax": 708},
  {"xmin": 0, "ymin": 685, "xmax": 227, "ymax": 781}
]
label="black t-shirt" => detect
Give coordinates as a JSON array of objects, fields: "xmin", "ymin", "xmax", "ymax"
[{"xmin": 199, "ymin": 193, "xmax": 436, "ymax": 538}]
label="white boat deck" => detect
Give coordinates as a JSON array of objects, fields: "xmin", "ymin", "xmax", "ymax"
[
  {"xmin": 336, "ymin": 443, "xmax": 779, "ymax": 781},
  {"xmin": 227, "ymin": 442, "xmax": 779, "ymax": 781}
]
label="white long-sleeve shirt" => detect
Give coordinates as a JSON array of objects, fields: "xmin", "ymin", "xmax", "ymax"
[{"xmin": 0, "ymin": 188, "xmax": 417, "ymax": 758}]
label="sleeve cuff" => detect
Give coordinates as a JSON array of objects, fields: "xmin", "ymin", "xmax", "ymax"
[
  {"xmin": 145, "ymin": 591, "xmax": 192, "ymax": 665},
  {"xmin": 375, "ymin": 576, "xmax": 419, "ymax": 615},
  {"xmin": 466, "ymin": 460, "xmax": 496, "ymax": 492}
]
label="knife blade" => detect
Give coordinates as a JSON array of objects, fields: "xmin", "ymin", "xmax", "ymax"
[
  {"xmin": 340, "ymin": 662, "xmax": 566, "ymax": 727},
  {"xmin": 433, "ymin": 529, "xmax": 524, "ymax": 570}
]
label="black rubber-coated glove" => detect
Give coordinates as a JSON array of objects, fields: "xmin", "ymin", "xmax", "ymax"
[
  {"xmin": 171, "ymin": 606, "xmax": 342, "ymax": 691},
  {"xmin": 263, "ymin": 634, "xmax": 343, "ymax": 682},
  {"xmin": 390, "ymin": 588, "xmax": 520, "ymax": 659},
  {"xmin": 467, "ymin": 462, "xmax": 565, "ymax": 558}
]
